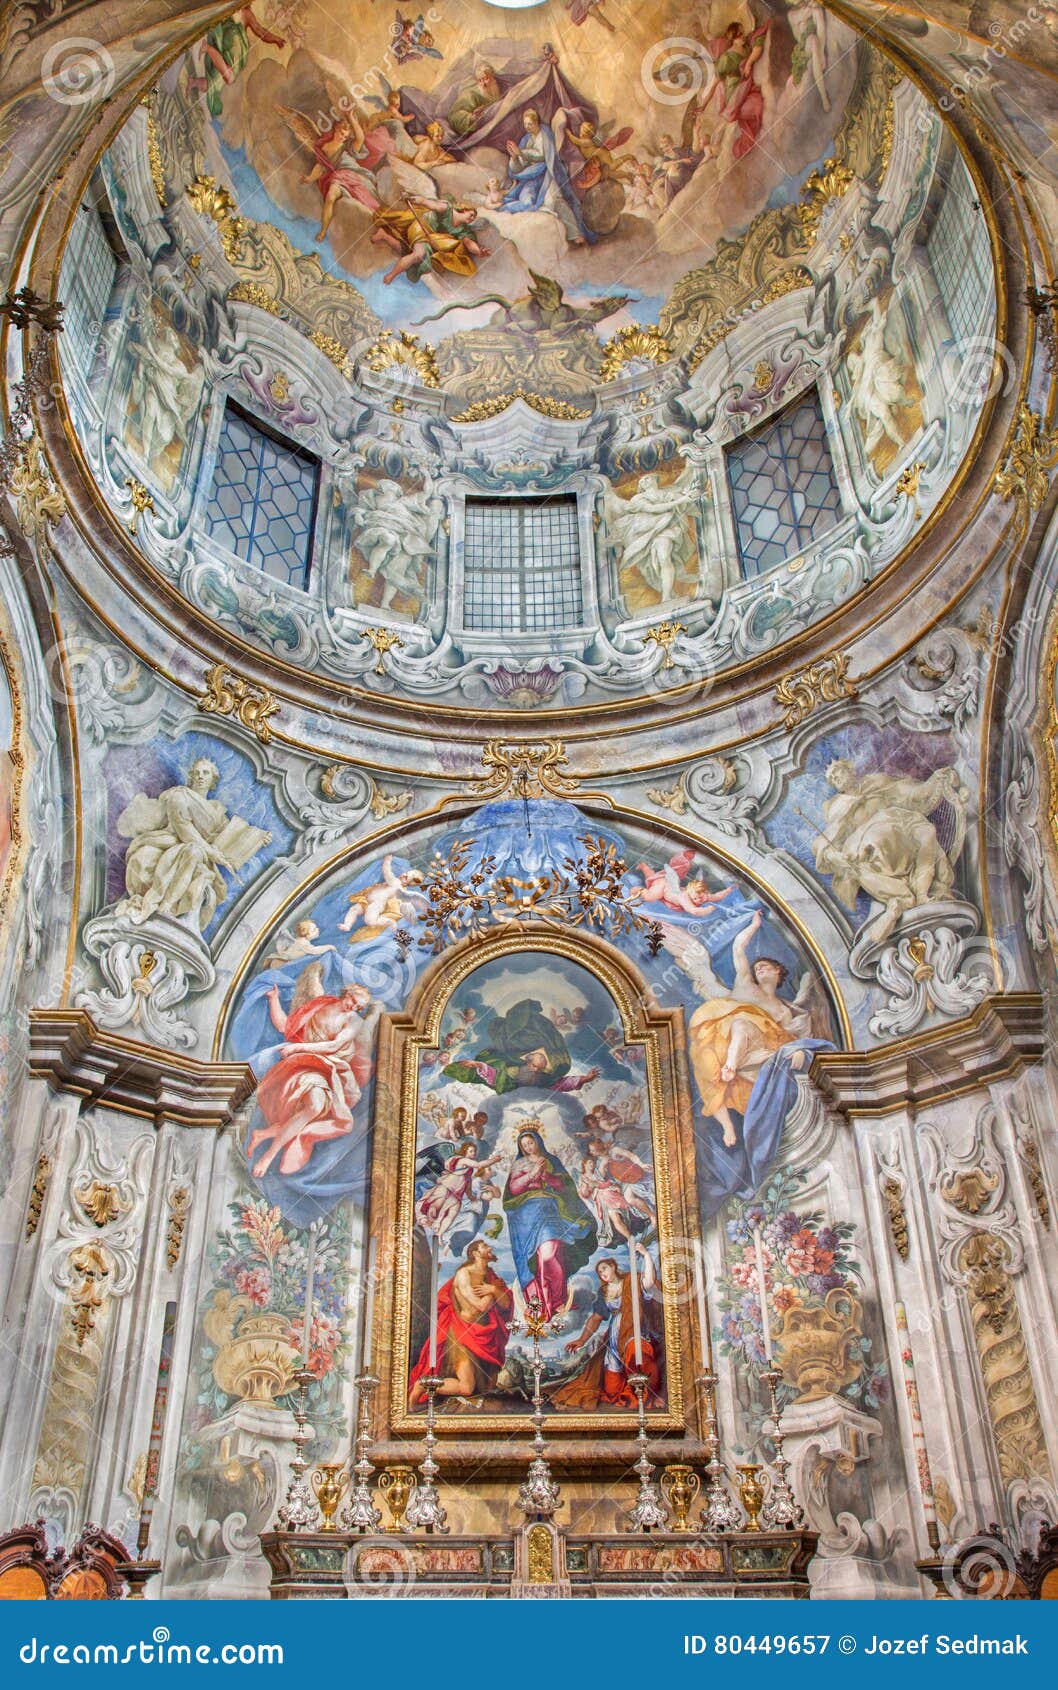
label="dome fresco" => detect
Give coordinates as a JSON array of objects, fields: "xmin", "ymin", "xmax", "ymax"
[{"xmin": 53, "ymin": 1, "xmax": 998, "ymax": 713}]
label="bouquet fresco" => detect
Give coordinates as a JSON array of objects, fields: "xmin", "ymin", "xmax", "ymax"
[{"xmin": 715, "ymin": 1167, "xmax": 888, "ymax": 1413}]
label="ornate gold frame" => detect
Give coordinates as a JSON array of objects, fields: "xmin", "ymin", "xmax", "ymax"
[{"xmin": 369, "ymin": 924, "xmax": 704, "ymax": 1441}]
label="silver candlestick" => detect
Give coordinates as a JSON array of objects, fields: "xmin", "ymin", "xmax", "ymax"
[
  {"xmin": 340, "ymin": 1371, "xmax": 382, "ymax": 1533},
  {"xmin": 696, "ymin": 1368, "xmax": 743, "ymax": 1533},
  {"xmin": 405, "ymin": 1375, "xmax": 449, "ymax": 1534},
  {"xmin": 514, "ymin": 1295, "xmax": 563, "ymax": 1519},
  {"xmin": 276, "ymin": 1366, "xmax": 320, "ymax": 1532},
  {"xmin": 761, "ymin": 1367, "xmax": 804, "ymax": 1529},
  {"xmin": 625, "ymin": 1371, "xmax": 669, "ymax": 1532}
]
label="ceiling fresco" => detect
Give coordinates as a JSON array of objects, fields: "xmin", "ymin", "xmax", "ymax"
[{"xmin": 170, "ymin": 0, "xmax": 867, "ymax": 349}]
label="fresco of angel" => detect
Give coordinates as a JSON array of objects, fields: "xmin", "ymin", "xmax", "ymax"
[
  {"xmin": 661, "ymin": 909, "xmax": 832, "ymax": 1150},
  {"xmin": 846, "ymin": 293, "xmax": 916, "ymax": 463},
  {"xmin": 634, "ymin": 848, "xmax": 736, "ymax": 915},
  {"xmin": 602, "ymin": 462, "xmax": 700, "ymax": 607},
  {"xmin": 245, "ymin": 965, "xmax": 382, "ymax": 1178},
  {"xmin": 391, "ymin": 10, "xmax": 443, "ymax": 64},
  {"xmin": 280, "ymin": 108, "xmax": 384, "ymax": 240},
  {"xmin": 338, "ymin": 852, "xmax": 427, "ymax": 938},
  {"xmin": 186, "ymin": 4, "xmax": 286, "ymax": 117},
  {"xmin": 348, "ymin": 476, "xmax": 444, "ymax": 608},
  {"xmin": 371, "ymin": 192, "xmax": 491, "ymax": 284},
  {"xmin": 416, "ymin": 1141, "xmax": 505, "ymax": 1243}
]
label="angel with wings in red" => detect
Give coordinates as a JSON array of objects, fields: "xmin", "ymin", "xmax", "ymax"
[{"xmin": 246, "ymin": 967, "xmax": 382, "ymax": 1178}]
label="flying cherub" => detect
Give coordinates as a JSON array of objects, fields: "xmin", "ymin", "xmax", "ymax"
[{"xmin": 340, "ymin": 854, "xmax": 428, "ymax": 940}]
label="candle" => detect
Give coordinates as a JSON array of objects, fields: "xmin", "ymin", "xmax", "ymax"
[
  {"xmin": 301, "ymin": 1221, "xmax": 318, "ymax": 1368},
  {"xmin": 753, "ymin": 1226, "xmax": 773, "ymax": 1362},
  {"xmin": 628, "ymin": 1241, "xmax": 644, "ymax": 1367},
  {"xmin": 694, "ymin": 1241, "xmax": 710, "ymax": 1369},
  {"xmin": 361, "ymin": 1236, "xmax": 377, "ymax": 1373},
  {"xmin": 428, "ymin": 1232, "xmax": 439, "ymax": 1372}
]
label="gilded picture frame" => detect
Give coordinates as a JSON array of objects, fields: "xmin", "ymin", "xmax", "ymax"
[{"xmin": 368, "ymin": 924, "xmax": 705, "ymax": 1442}]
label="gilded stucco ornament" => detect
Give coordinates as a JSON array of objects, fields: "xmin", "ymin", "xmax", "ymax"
[
  {"xmin": 599, "ymin": 325, "xmax": 673, "ymax": 383},
  {"xmin": 198, "ymin": 663, "xmax": 279, "ymax": 745},
  {"xmin": 993, "ymin": 404, "xmax": 1058, "ymax": 532},
  {"xmin": 184, "ymin": 174, "xmax": 247, "ymax": 263},
  {"xmin": 775, "ymin": 654, "xmax": 857, "ymax": 729},
  {"xmin": 472, "ymin": 739, "xmax": 579, "ymax": 800},
  {"xmin": 451, "ymin": 388, "xmax": 591, "ymax": 422},
  {"xmin": 363, "ymin": 330, "xmax": 440, "ymax": 389}
]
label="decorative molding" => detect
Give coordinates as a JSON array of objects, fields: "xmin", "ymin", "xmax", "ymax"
[
  {"xmin": 774, "ymin": 653, "xmax": 857, "ymax": 728},
  {"xmin": 166, "ymin": 1186, "xmax": 190, "ymax": 1269},
  {"xmin": 198, "ymin": 663, "xmax": 278, "ymax": 744},
  {"xmin": 25, "ymin": 1152, "xmax": 51, "ymax": 1239},
  {"xmin": 881, "ymin": 1175, "xmax": 910, "ymax": 1261},
  {"xmin": 644, "ymin": 621, "xmax": 686, "ymax": 670},
  {"xmin": 993, "ymin": 404, "xmax": 1058, "ymax": 534},
  {"xmin": 1018, "ymin": 1131, "xmax": 1052, "ymax": 1231},
  {"xmin": 810, "ymin": 994, "xmax": 1044, "ymax": 1117},
  {"xmin": 451, "ymin": 387, "xmax": 591, "ymax": 423},
  {"xmin": 29, "ymin": 1009, "xmax": 256, "ymax": 1128},
  {"xmin": 599, "ymin": 325, "xmax": 673, "ymax": 383},
  {"xmin": 184, "ymin": 174, "xmax": 246, "ymax": 263},
  {"xmin": 363, "ymin": 330, "xmax": 440, "ymax": 389},
  {"xmin": 360, "ymin": 627, "xmax": 405, "ymax": 675},
  {"xmin": 140, "ymin": 94, "xmax": 166, "ymax": 209},
  {"xmin": 470, "ymin": 739, "xmax": 579, "ymax": 800}
]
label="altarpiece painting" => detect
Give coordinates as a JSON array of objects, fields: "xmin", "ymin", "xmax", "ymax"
[{"xmin": 368, "ymin": 929, "xmax": 704, "ymax": 1441}]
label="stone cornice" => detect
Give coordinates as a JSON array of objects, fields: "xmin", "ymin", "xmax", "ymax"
[
  {"xmin": 29, "ymin": 1008, "xmax": 256, "ymax": 1128},
  {"xmin": 810, "ymin": 993, "xmax": 1045, "ymax": 1118}
]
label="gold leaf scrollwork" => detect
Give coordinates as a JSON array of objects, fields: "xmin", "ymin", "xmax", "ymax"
[
  {"xmin": 74, "ymin": 1180, "xmax": 130, "ymax": 1229},
  {"xmin": 369, "ymin": 779, "xmax": 412, "ymax": 820},
  {"xmin": 11, "ymin": 438, "xmax": 64, "ymax": 540},
  {"xmin": 882, "ymin": 1176, "xmax": 909, "ymax": 1261},
  {"xmin": 599, "ymin": 325, "xmax": 673, "ymax": 383},
  {"xmin": 645, "ymin": 773, "xmax": 689, "ymax": 815},
  {"xmin": 227, "ymin": 280, "xmax": 283, "ymax": 318},
  {"xmin": 124, "ymin": 477, "xmax": 155, "ymax": 535},
  {"xmin": 198, "ymin": 663, "xmax": 279, "ymax": 744},
  {"xmin": 798, "ymin": 157, "xmax": 856, "ymax": 248},
  {"xmin": 644, "ymin": 620, "xmax": 685, "ymax": 670},
  {"xmin": 360, "ymin": 627, "xmax": 406, "ymax": 675},
  {"xmin": 957, "ymin": 1231, "xmax": 1052, "ymax": 1485},
  {"xmin": 141, "ymin": 94, "xmax": 166, "ymax": 209},
  {"xmin": 994, "ymin": 403, "xmax": 1058, "ymax": 532},
  {"xmin": 185, "ymin": 174, "xmax": 246, "ymax": 262},
  {"xmin": 473, "ymin": 739, "xmax": 579, "ymax": 800},
  {"xmin": 1020, "ymin": 1135, "xmax": 1051, "ymax": 1230},
  {"xmin": 451, "ymin": 387, "xmax": 590, "ymax": 423},
  {"xmin": 941, "ymin": 1166, "xmax": 1001, "ymax": 1216},
  {"xmin": 167, "ymin": 1187, "xmax": 190, "ymax": 1269},
  {"xmin": 774, "ymin": 653, "xmax": 857, "ymax": 729},
  {"xmin": 25, "ymin": 1152, "xmax": 52, "ymax": 1239},
  {"xmin": 69, "ymin": 1243, "xmax": 111, "ymax": 1348},
  {"xmin": 310, "ymin": 330, "xmax": 352, "ymax": 376},
  {"xmin": 363, "ymin": 329, "xmax": 440, "ymax": 389}
]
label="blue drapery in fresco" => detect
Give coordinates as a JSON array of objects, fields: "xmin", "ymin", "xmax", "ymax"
[{"xmin": 694, "ymin": 1038, "xmax": 835, "ymax": 1218}]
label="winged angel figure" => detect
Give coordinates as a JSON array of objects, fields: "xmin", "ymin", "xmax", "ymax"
[
  {"xmin": 659, "ymin": 911, "xmax": 830, "ymax": 1148},
  {"xmin": 279, "ymin": 56, "xmax": 446, "ymax": 244},
  {"xmin": 245, "ymin": 957, "xmax": 382, "ymax": 1178}
]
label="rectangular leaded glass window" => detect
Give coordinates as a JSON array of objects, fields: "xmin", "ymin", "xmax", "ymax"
[
  {"xmin": 726, "ymin": 390, "xmax": 842, "ymax": 578},
  {"xmin": 64, "ymin": 204, "xmax": 118, "ymax": 374},
  {"xmin": 927, "ymin": 186, "xmax": 991, "ymax": 346},
  {"xmin": 463, "ymin": 495, "xmax": 582, "ymax": 633},
  {"xmin": 204, "ymin": 402, "xmax": 319, "ymax": 588}
]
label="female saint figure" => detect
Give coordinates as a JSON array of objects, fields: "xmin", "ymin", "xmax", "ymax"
[{"xmin": 503, "ymin": 1126, "xmax": 597, "ymax": 1319}]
